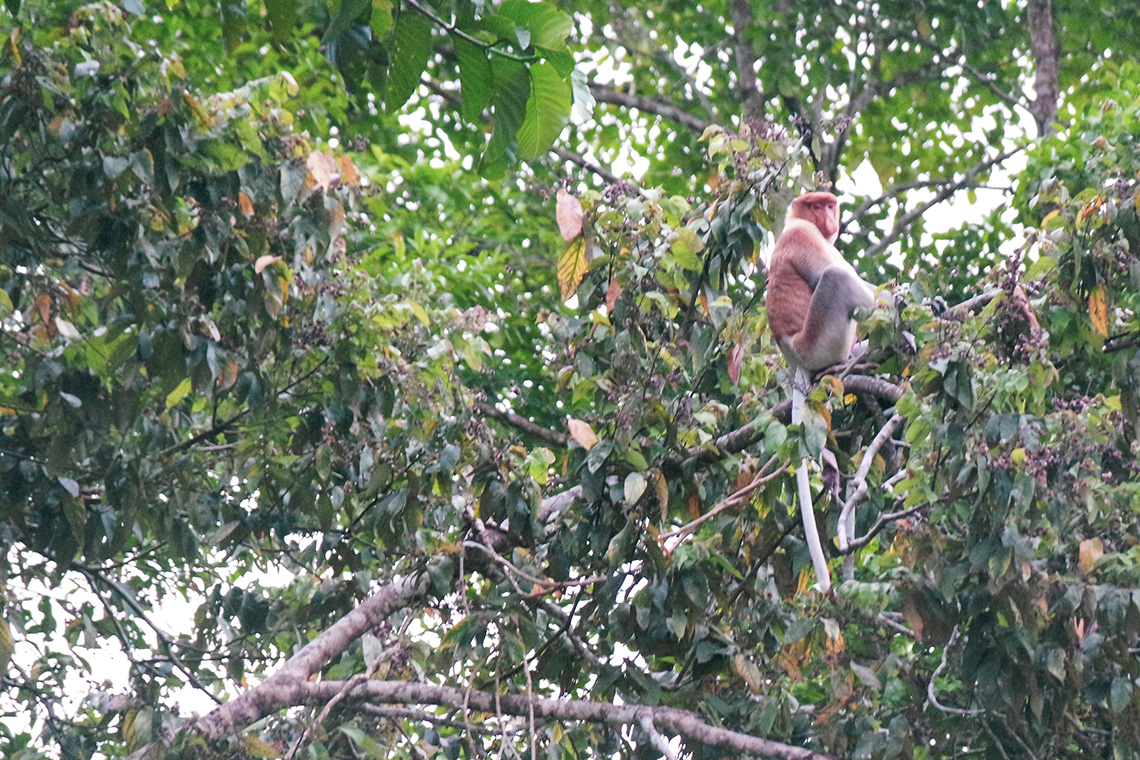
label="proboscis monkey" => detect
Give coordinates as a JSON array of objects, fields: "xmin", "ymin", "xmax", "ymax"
[{"xmin": 765, "ymin": 191, "xmax": 875, "ymax": 593}]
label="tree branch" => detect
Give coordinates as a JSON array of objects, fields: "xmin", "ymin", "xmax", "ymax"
[
  {"xmin": 862, "ymin": 146, "xmax": 1023, "ymax": 259},
  {"xmin": 193, "ymin": 573, "xmax": 431, "ymax": 740},
  {"xmin": 590, "ymin": 87, "xmax": 713, "ymax": 134},
  {"xmin": 551, "ymin": 146, "xmax": 625, "ymax": 186},
  {"xmin": 837, "ymin": 413, "xmax": 903, "ymax": 550},
  {"xmin": 1025, "ymin": 0, "xmax": 1060, "ymax": 135},
  {"xmin": 727, "ymin": 0, "xmax": 763, "ymax": 123},
  {"xmin": 475, "ymin": 402, "xmax": 569, "ymax": 448},
  {"xmin": 217, "ymin": 678, "xmax": 840, "ymax": 760}
]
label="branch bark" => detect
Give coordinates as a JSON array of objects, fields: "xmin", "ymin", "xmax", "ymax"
[
  {"xmin": 475, "ymin": 402, "xmax": 569, "ymax": 448},
  {"xmin": 590, "ymin": 87, "xmax": 713, "ymax": 134},
  {"xmin": 1025, "ymin": 0, "xmax": 1060, "ymax": 135},
  {"xmin": 194, "ymin": 573, "xmax": 431, "ymax": 740},
  {"xmin": 727, "ymin": 0, "xmax": 763, "ymax": 123},
  {"xmin": 234, "ymin": 679, "xmax": 840, "ymax": 760}
]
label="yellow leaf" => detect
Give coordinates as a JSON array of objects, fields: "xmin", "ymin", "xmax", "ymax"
[
  {"xmin": 557, "ymin": 237, "xmax": 588, "ymax": 302},
  {"xmin": 1089, "ymin": 285, "xmax": 1108, "ymax": 338},
  {"xmin": 1079, "ymin": 537, "xmax": 1104, "ymax": 574},
  {"xmin": 242, "ymin": 735, "xmax": 282, "ymax": 758},
  {"xmin": 165, "ymin": 378, "xmax": 193, "ymax": 411},
  {"xmin": 1077, "ymin": 196, "xmax": 1104, "ymax": 224},
  {"xmin": 1040, "ymin": 209, "xmax": 1061, "ymax": 229},
  {"xmin": 567, "ymin": 418, "xmax": 597, "ymax": 450},
  {"xmin": 0, "ymin": 616, "xmax": 13, "ymax": 674},
  {"xmin": 238, "ymin": 191, "xmax": 255, "ymax": 218},
  {"xmin": 733, "ymin": 654, "xmax": 764, "ymax": 692},
  {"xmin": 338, "ymin": 154, "xmax": 360, "ymax": 185}
]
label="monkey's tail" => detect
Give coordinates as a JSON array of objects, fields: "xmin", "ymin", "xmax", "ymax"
[{"xmin": 792, "ymin": 366, "xmax": 832, "ymax": 593}]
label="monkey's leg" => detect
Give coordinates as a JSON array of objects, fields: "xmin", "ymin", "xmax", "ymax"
[{"xmin": 792, "ymin": 267, "xmax": 874, "ymax": 370}]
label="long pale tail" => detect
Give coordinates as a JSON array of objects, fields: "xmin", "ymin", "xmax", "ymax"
[{"xmin": 792, "ymin": 365, "xmax": 832, "ymax": 593}]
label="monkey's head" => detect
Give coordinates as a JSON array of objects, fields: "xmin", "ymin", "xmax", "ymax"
[{"xmin": 790, "ymin": 191, "xmax": 839, "ymax": 244}]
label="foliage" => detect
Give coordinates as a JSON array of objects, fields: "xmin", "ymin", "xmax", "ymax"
[{"xmin": 1, "ymin": 2, "xmax": 1140, "ymax": 760}]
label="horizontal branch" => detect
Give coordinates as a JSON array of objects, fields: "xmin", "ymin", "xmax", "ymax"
[
  {"xmin": 475, "ymin": 402, "xmax": 569, "ymax": 448},
  {"xmin": 284, "ymin": 679, "xmax": 838, "ymax": 760},
  {"xmin": 590, "ymin": 87, "xmax": 713, "ymax": 134}
]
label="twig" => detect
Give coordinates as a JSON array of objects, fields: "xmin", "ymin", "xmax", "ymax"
[
  {"xmin": 360, "ymin": 704, "xmax": 502, "ymax": 733},
  {"xmin": 71, "ymin": 563, "xmax": 223, "ymax": 704},
  {"xmin": 551, "ymin": 146, "xmax": 626, "ymax": 187},
  {"xmin": 660, "ymin": 454, "xmax": 780, "ymax": 540},
  {"xmin": 927, "ymin": 626, "xmax": 983, "ymax": 716},
  {"xmin": 404, "ymin": 0, "xmax": 532, "ymax": 63},
  {"xmin": 863, "ymin": 146, "xmax": 1024, "ymax": 259},
  {"xmin": 841, "ymin": 503, "xmax": 927, "ymax": 553},
  {"xmin": 837, "ymin": 413, "xmax": 903, "ymax": 550}
]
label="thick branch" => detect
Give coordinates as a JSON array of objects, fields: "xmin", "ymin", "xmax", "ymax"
[
  {"xmin": 194, "ymin": 573, "xmax": 430, "ymax": 740},
  {"xmin": 842, "ymin": 375, "xmax": 904, "ymax": 405},
  {"xmin": 727, "ymin": 0, "xmax": 763, "ymax": 123},
  {"xmin": 942, "ymin": 289, "xmax": 999, "ymax": 321},
  {"xmin": 1025, "ymin": 0, "xmax": 1060, "ymax": 135},
  {"xmin": 475, "ymin": 402, "xmax": 569, "ymax": 448},
  {"xmin": 232, "ymin": 678, "xmax": 839, "ymax": 760},
  {"xmin": 590, "ymin": 87, "xmax": 712, "ymax": 134}
]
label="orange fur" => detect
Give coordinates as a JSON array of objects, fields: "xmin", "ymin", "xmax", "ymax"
[{"xmin": 765, "ymin": 192, "xmax": 872, "ymax": 370}]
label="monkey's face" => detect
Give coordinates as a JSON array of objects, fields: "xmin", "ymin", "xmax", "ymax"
[{"xmin": 793, "ymin": 192, "xmax": 839, "ymax": 243}]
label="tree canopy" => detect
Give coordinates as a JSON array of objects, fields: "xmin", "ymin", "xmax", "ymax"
[{"xmin": 2, "ymin": 1, "xmax": 1140, "ymax": 759}]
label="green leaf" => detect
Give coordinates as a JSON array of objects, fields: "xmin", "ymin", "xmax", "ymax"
[
  {"xmin": 500, "ymin": 0, "xmax": 571, "ymax": 52},
  {"xmin": 517, "ymin": 61, "xmax": 570, "ymax": 160},
  {"xmin": 264, "ymin": 0, "xmax": 296, "ymax": 42},
  {"xmin": 800, "ymin": 405, "xmax": 827, "ymax": 458},
  {"xmin": 219, "ymin": 0, "xmax": 249, "ymax": 52},
  {"xmin": 322, "ymin": 0, "xmax": 371, "ymax": 46},
  {"xmin": 455, "ymin": 38, "xmax": 492, "ymax": 122},
  {"xmin": 586, "ymin": 439, "xmax": 614, "ymax": 474},
  {"xmin": 386, "ymin": 10, "xmax": 433, "ymax": 112},
  {"xmin": 165, "ymin": 378, "xmax": 193, "ymax": 411},
  {"xmin": 624, "ymin": 472, "xmax": 647, "ymax": 505},
  {"xmin": 371, "ymin": 0, "xmax": 394, "ymax": 37},
  {"xmin": 479, "ymin": 58, "xmax": 530, "ymax": 178},
  {"xmin": 1111, "ymin": 676, "xmax": 1133, "ymax": 713}
]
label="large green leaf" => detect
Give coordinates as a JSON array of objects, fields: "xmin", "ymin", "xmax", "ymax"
[
  {"xmin": 517, "ymin": 61, "xmax": 570, "ymax": 161},
  {"xmin": 479, "ymin": 57, "xmax": 530, "ymax": 178},
  {"xmin": 454, "ymin": 37, "xmax": 492, "ymax": 122},
  {"xmin": 386, "ymin": 9, "xmax": 433, "ymax": 112}
]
